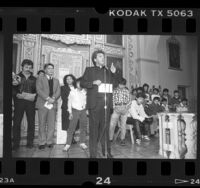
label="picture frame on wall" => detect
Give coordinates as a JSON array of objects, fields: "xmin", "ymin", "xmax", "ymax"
[
  {"xmin": 167, "ymin": 36, "xmax": 181, "ymax": 70},
  {"xmin": 106, "ymin": 35, "xmax": 123, "ymax": 46}
]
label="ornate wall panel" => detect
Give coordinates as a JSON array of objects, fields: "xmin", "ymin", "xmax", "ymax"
[{"xmin": 127, "ymin": 35, "xmax": 140, "ymax": 88}]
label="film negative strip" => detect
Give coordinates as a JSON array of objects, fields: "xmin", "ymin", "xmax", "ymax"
[{"xmin": 0, "ymin": 6, "xmax": 199, "ymax": 186}]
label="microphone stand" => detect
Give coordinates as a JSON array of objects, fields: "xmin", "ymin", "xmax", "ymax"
[
  {"xmin": 97, "ymin": 66, "xmax": 108, "ymax": 158},
  {"xmin": 104, "ymin": 67, "xmax": 107, "ymax": 158}
]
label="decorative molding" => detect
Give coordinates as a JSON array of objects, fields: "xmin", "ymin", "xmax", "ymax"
[
  {"xmin": 13, "ymin": 34, "xmax": 24, "ymax": 41},
  {"xmin": 13, "ymin": 34, "xmax": 37, "ymax": 42},
  {"xmin": 42, "ymin": 45, "xmax": 85, "ymax": 54},
  {"xmin": 41, "ymin": 45, "xmax": 89, "ymax": 77},
  {"xmin": 158, "ymin": 112, "xmax": 197, "ymax": 159},
  {"xmin": 23, "ymin": 41, "xmax": 35, "ymax": 61},
  {"xmin": 95, "ymin": 35, "xmax": 104, "ymax": 42},
  {"xmin": 94, "ymin": 43, "xmax": 123, "ymax": 56},
  {"xmin": 127, "ymin": 35, "xmax": 140, "ymax": 87},
  {"xmin": 185, "ymin": 114, "xmax": 197, "ymax": 159},
  {"xmin": 41, "ymin": 34, "xmax": 91, "ymax": 45}
]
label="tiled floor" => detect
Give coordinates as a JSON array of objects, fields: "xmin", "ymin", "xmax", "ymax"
[{"xmin": 12, "ymin": 136, "xmax": 164, "ymax": 159}]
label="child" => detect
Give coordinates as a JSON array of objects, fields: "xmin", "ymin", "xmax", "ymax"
[
  {"xmin": 145, "ymin": 97, "xmax": 163, "ymax": 136},
  {"xmin": 143, "ymin": 83, "xmax": 151, "ymax": 104},
  {"xmin": 131, "ymin": 88, "xmax": 137, "ymax": 101},
  {"xmin": 136, "ymin": 87, "xmax": 144, "ymax": 94},
  {"xmin": 126, "ymin": 93, "xmax": 152, "ymax": 145},
  {"xmin": 109, "ymin": 78, "xmax": 130, "ymax": 146},
  {"xmin": 151, "ymin": 88, "xmax": 161, "ymax": 102},
  {"xmin": 170, "ymin": 90, "xmax": 181, "ymax": 112},
  {"xmin": 161, "ymin": 98, "xmax": 169, "ymax": 112},
  {"xmin": 176, "ymin": 98, "xmax": 189, "ymax": 113},
  {"xmin": 63, "ymin": 78, "xmax": 88, "ymax": 152},
  {"xmin": 161, "ymin": 88, "xmax": 171, "ymax": 105}
]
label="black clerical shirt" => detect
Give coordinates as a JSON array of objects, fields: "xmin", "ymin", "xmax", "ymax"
[
  {"xmin": 94, "ymin": 66, "xmax": 109, "ymax": 98},
  {"xmin": 15, "ymin": 72, "xmax": 36, "ymax": 94}
]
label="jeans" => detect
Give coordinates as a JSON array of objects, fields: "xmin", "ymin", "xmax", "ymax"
[
  {"xmin": 126, "ymin": 117, "xmax": 152, "ymax": 139},
  {"xmin": 13, "ymin": 99, "xmax": 35, "ymax": 147},
  {"xmin": 66, "ymin": 109, "xmax": 87, "ymax": 145},
  {"xmin": 109, "ymin": 105, "xmax": 128, "ymax": 140}
]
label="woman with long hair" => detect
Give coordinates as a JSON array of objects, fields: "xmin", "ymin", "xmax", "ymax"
[{"xmin": 61, "ymin": 74, "xmax": 76, "ymax": 131}]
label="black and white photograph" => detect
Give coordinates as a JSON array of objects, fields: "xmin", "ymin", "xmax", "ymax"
[{"xmin": 12, "ymin": 34, "xmax": 197, "ymax": 159}]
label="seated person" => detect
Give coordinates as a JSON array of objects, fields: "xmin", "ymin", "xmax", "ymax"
[
  {"xmin": 169, "ymin": 90, "xmax": 181, "ymax": 112},
  {"xmin": 131, "ymin": 88, "xmax": 137, "ymax": 101},
  {"xmin": 161, "ymin": 88, "xmax": 172, "ymax": 105},
  {"xmin": 145, "ymin": 97, "xmax": 163, "ymax": 136},
  {"xmin": 143, "ymin": 83, "xmax": 151, "ymax": 105},
  {"xmin": 126, "ymin": 93, "xmax": 152, "ymax": 145},
  {"xmin": 136, "ymin": 87, "xmax": 144, "ymax": 94},
  {"xmin": 161, "ymin": 98, "xmax": 169, "ymax": 112},
  {"xmin": 176, "ymin": 98, "xmax": 189, "ymax": 113},
  {"xmin": 151, "ymin": 88, "xmax": 161, "ymax": 101}
]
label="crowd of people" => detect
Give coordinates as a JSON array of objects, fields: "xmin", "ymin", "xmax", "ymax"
[
  {"xmin": 111, "ymin": 82, "xmax": 189, "ymax": 146},
  {"xmin": 12, "ymin": 49, "xmax": 190, "ymax": 158}
]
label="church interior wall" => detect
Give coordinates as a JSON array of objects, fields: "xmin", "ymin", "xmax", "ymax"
[
  {"xmin": 41, "ymin": 38, "xmax": 90, "ymax": 54},
  {"xmin": 135, "ymin": 35, "xmax": 197, "ymax": 111}
]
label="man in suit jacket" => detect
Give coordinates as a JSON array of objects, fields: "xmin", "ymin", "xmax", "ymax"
[
  {"xmin": 36, "ymin": 63, "xmax": 61, "ymax": 150},
  {"xmin": 81, "ymin": 49, "xmax": 121, "ymax": 158}
]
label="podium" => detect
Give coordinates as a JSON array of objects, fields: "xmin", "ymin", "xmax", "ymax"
[{"xmin": 158, "ymin": 112, "xmax": 197, "ymax": 159}]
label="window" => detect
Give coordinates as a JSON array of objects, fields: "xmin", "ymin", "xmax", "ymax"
[
  {"xmin": 177, "ymin": 85, "xmax": 187, "ymax": 99},
  {"xmin": 167, "ymin": 36, "xmax": 181, "ymax": 70},
  {"xmin": 106, "ymin": 35, "xmax": 123, "ymax": 46}
]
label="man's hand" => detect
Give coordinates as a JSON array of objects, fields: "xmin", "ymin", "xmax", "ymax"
[
  {"xmin": 22, "ymin": 93, "xmax": 36, "ymax": 102},
  {"xmin": 12, "ymin": 80, "xmax": 20, "ymax": 86},
  {"xmin": 69, "ymin": 113, "xmax": 73, "ymax": 120},
  {"xmin": 93, "ymin": 80, "xmax": 102, "ymax": 86},
  {"xmin": 16, "ymin": 93, "xmax": 24, "ymax": 99},
  {"xmin": 48, "ymin": 98, "xmax": 55, "ymax": 104},
  {"xmin": 110, "ymin": 63, "xmax": 116, "ymax": 73}
]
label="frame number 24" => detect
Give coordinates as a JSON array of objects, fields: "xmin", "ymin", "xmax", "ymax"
[{"xmin": 96, "ymin": 177, "xmax": 111, "ymax": 185}]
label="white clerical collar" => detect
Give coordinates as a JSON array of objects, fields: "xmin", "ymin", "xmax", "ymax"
[
  {"xmin": 46, "ymin": 74, "xmax": 53, "ymax": 80},
  {"xmin": 97, "ymin": 65, "xmax": 107, "ymax": 69}
]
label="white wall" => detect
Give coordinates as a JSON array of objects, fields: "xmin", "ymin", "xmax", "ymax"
[
  {"xmin": 140, "ymin": 59, "xmax": 160, "ymax": 87},
  {"xmin": 157, "ymin": 36, "xmax": 197, "ymax": 95},
  {"xmin": 135, "ymin": 36, "xmax": 197, "ymax": 102}
]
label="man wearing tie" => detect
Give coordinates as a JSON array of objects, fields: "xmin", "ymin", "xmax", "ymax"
[
  {"xmin": 81, "ymin": 49, "xmax": 121, "ymax": 158},
  {"xmin": 36, "ymin": 63, "xmax": 61, "ymax": 150}
]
